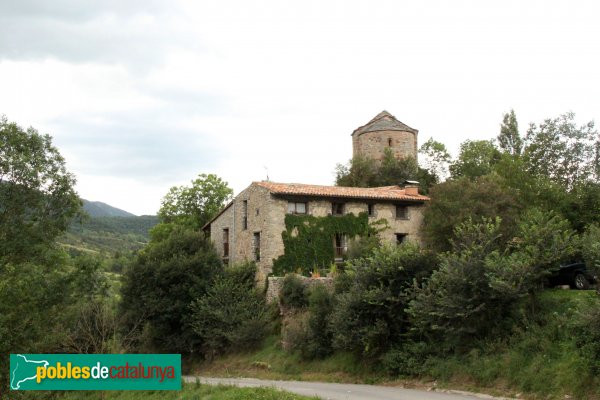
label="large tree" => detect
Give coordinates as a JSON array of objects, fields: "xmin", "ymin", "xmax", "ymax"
[
  {"xmin": 0, "ymin": 115, "xmax": 81, "ymax": 263},
  {"xmin": 422, "ymin": 175, "xmax": 522, "ymax": 252},
  {"xmin": 523, "ymin": 112, "xmax": 598, "ymax": 188},
  {"xmin": 449, "ymin": 140, "xmax": 502, "ymax": 180},
  {"xmin": 157, "ymin": 173, "xmax": 233, "ymax": 231},
  {"xmin": 0, "ymin": 116, "xmax": 81, "ymax": 388},
  {"xmin": 119, "ymin": 227, "xmax": 222, "ymax": 354},
  {"xmin": 335, "ymin": 149, "xmax": 436, "ymax": 192}
]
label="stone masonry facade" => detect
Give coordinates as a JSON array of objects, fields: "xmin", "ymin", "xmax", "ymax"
[
  {"xmin": 205, "ymin": 181, "xmax": 428, "ymax": 283},
  {"xmin": 352, "ymin": 110, "xmax": 418, "ymax": 162},
  {"xmin": 204, "ymin": 111, "xmax": 428, "ymax": 283}
]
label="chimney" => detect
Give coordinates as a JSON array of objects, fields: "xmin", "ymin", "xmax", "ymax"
[{"xmin": 402, "ymin": 180, "xmax": 420, "ymax": 196}]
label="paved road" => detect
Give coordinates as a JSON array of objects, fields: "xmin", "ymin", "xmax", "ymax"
[{"xmin": 184, "ymin": 376, "xmax": 512, "ymax": 400}]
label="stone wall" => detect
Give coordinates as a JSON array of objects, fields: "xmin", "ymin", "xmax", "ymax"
[
  {"xmin": 352, "ymin": 129, "xmax": 418, "ymax": 162},
  {"xmin": 209, "ymin": 183, "xmax": 288, "ymax": 284},
  {"xmin": 210, "ymin": 184, "xmax": 427, "ymax": 284},
  {"xmin": 266, "ymin": 274, "xmax": 335, "ymax": 303}
]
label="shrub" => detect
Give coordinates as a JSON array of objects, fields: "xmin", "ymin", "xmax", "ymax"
[
  {"xmin": 282, "ymin": 284, "xmax": 335, "ymax": 360},
  {"xmin": 119, "ymin": 227, "xmax": 222, "ymax": 353},
  {"xmin": 580, "ymin": 223, "xmax": 600, "ymax": 276},
  {"xmin": 380, "ymin": 341, "xmax": 431, "ymax": 376},
  {"xmin": 190, "ymin": 273, "xmax": 270, "ymax": 359},
  {"xmin": 279, "ymin": 274, "xmax": 308, "ymax": 309},
  {"xmin": 329, "ymin": 243, "xmax": 437, "ymax": 358}
]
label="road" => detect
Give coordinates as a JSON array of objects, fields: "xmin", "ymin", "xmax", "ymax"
[{"xmin": 184, "ymin": 376, "xmax": 513, "ymax": 400}]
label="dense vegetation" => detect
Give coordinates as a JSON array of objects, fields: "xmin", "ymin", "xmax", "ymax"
[{"xmin": 2, "ymin": 109, "xmax": 599, "ymax": 399}]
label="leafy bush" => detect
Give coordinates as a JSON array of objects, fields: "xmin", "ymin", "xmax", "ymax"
[
  {"xmin": 580, "ymin": 223, "xmax": 600, "ymax": 275},
  {"xmin": 119, "ymin": 227, "xmax": 222, "ymax": 353},
  {"xmin": 380, "ymin": 341, "xmax": 431, "ymax": 376},
  {"xmin": 190, "ymin": 274, "xmax": 270, "ymax": 359},
  {"xmin": 409, "ymin": 212, "xmax": 577, "ymax": 351},
  {"xmin": 279, "ymin": 274, "xmax": 308, "ymax": 309},
  {"xmin": 284, "ymin": 284, "xmax": 335, "ymax": 360},
  {"xmin": 574, "ymin": 303, "xmax": 600, "ymax": 374},
  {"xmin": 329, "ymin": 243, "xmax": 437, "ymax": 358}
]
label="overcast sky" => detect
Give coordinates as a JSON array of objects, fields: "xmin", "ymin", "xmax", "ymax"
[{"xmin": 1, "ymin": 0, "xmax": 598, "ymax": 215}]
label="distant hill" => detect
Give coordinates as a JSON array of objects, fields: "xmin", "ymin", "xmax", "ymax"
[
  {"xmin": 82, "ymin": 199, "xmax": 136, "ymax": 217},
  {"xmin": 60, "ymin": 199, "xmax": 159, "ymax": 255}
]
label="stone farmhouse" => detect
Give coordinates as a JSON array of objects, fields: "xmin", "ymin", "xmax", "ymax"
[{"xmin": 203, "ymin": 111, "xmax": 429, "ymax": 282}]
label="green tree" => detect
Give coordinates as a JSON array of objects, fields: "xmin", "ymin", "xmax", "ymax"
[
  {"xmin": 422, "ymin": 175, "xmax": 522, "ymax": 252},
  {"xmin": 408, "ymin": 218, "xmax": 515, "ymax": 349},
  {"xmin": 329, "ymin": 244, "xmax": 436, "ymax": 358},
  {"xmin": 335, "ymin": 149, "xmax": 434, "ymax": 192},
  {"xmin": 119, "ymin": 227, "xmax": 222, "ymax": 353},
  {"xmin": 0, "ymin": 116, "xmax": 82, "ymax": 389},
  {"xmin": 157, "ymin": 173, "xmax": 233, "ymax": 230},
  {"xmin": 335, "ymin": 155, "xmax": 378, "ymax": 187},
  {"xmin": 419, "ymin": 138, "xmax": 451, "ymax": 182},
  {"xmin": 497, "ymin": 109, "xmax": 522, "ymax": 156},
  {"xmin": 523, "ymin": 112, "xmax": 598, "ymax": 188},
  {"xmin": 190, "ymin": 263, "xmax": 270, "ymax": 359},
  {"xmin": 449, "ymin": 140, "xmax": 501, "ymax": 180},
  {"xmin": 0, "ymin": 115, "xmax": 81, "ymax": 263}
]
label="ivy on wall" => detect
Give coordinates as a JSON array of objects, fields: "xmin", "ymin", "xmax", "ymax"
[{"xmin": 272, "ymin": 212, "xmax": 380, "ymax": 276}]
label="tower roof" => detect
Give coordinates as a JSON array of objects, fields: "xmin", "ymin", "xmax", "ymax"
[{"xmin": 352, "ymin": 110, "xmax": 418, "ymax": 136}]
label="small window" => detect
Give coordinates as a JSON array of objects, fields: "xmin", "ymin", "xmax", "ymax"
[
  {"xmin": 388, "ymin": 138, "xmax": 393, "ymax": 147},
  {"xmin": 253, "ymin": 232, "xmax": 261, "ymax": 261},
  {"xmin": 332, "ymin": 202, "xmax": 345, "ymax": 215},
  {"xmin": 396, "ymin": 205, "xmax": 409, "ymax": 220},
  {"xmin": 287, "ymin": 202, "xmax": 307, "ymax": 214},
  {"xmin": 242, "ymin": 200, "xmax": 248, "ymax": 230},
  {"xmin": 396, "ymin": 233, "xmax": 407, "ymax": 244},
  {"xmin": 256, "ymin": 208, "xmax": 260, "ymax": 216},
  {"xmin": 367, "ymin": 204, "xmax": 375, "ymax": 217},
  {"xmin": 222, "ymin": 228, "xmax": 229, "ymax": 257}
]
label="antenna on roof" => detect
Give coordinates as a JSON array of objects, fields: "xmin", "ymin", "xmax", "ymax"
[{"xmin": 263, "ymin": 165, "xmax": 270, "ymax": 182}]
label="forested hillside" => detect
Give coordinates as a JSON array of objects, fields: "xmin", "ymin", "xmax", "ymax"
[{"xmin": 61, "ymin": 215, "xmax": 159, "ymax": 255}]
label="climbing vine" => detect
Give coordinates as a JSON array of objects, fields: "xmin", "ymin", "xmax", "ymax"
[{"xmin": 272, "ymin": 212, "xmax": 384, "ymax": 276}]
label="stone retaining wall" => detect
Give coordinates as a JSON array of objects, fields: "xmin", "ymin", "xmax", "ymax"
[{"xmin": 266, "ymin": 274, "xmax": 334, "ymax": 303}]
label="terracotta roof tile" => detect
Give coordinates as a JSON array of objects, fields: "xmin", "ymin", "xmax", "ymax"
[{"xmin": 255, "ymin": 181, "xmax": 429, "ymax": 202}]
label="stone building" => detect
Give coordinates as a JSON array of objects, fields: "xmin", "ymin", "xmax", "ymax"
[
  {"xmin": 352, "ymin": 110, "xmax": 418, "ymax": 162},
  {"xmin": 203, "ymin": 111, "xmax": 428, "ymax": 282},
  {"xmin": 203, "ymin": 181, "xmax": 429, "ymax": 282}
]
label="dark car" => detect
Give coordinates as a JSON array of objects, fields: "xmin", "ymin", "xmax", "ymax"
[{"xmin": 548, "ymin": 262, "xmax": 598, "ymax": 290}]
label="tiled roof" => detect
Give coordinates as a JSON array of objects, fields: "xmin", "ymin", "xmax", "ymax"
[
  {"xmin": 255, "ymin": 181, "xmax": 429, "ymax": 202},
  {"xmin": 352, "ymin": 110, "xmax": 418, "ymax": 136}
]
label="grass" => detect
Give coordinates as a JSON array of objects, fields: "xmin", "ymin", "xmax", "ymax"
[
  {"xmin": 54, "ymin": 383, "xmax": 320, "ymax": 399},
  {"xmin": 191, "ymin": 335, "xmax": 380, "ymax": 384},
  {"xmin": 193, "ymin": 289, "xmax": 600, "ymax": 399}
]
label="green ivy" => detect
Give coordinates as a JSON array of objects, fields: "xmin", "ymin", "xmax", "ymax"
[{"xmin": 272, "ymin": 212, "xmax": 376, "ymax": 276}]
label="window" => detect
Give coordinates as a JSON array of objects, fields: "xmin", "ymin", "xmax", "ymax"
[
  {"xmin": 388, "ymin": 138, "xmax": 393, "ymax": 147},
  {"xmin": 287, "ymin": 201, "xmax": 307, "ymax": 214},
  {"xmin": 242, "ymin": 200, "xmax": 248, "ymax": 230},
  {"xmin": 334, "ymin": 233, "xmax": 346, "ymax": 258},
  {"xmin": 222, "ymin": 228, "xmax": 229, "ymax": 257},
  {"xmin": 367, "ymin": 204, "xmax": 375, "ymax": 217},
  {"xmin": 253, "ymin": 232, "xmax": 261, "ymax": 261},
  {"xmin": 332, "ymin": 202, "xmax": 345, "ymax": 215},
  {"xmin": 396, "ymin": 205, "xmax": 409, "ymax": 220},
  {"xmin": 256, "ymin": 208, "xmax": 260, "ymax": 216},
  {"xmin": 396, "ymin": 233, "xmax": 407, "ymax": 244}
]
